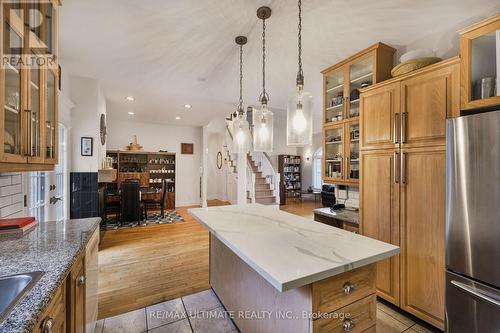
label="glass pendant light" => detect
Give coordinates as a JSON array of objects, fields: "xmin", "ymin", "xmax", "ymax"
[
  {"xmin": 287, "ymin": 0, "xmax": 312, "ymax": 147},
  {"xmin": 253, "ymin": 6, "xmax": 274, "ymax": 153},
  {"xmin": 232, "ymin": 36, "xmax": 251, "ymax": 155}
]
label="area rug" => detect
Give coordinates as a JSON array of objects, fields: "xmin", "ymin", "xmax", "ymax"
[{"xmin": 103, "ymin": 211, "xmax": 184, "ymax": 230}]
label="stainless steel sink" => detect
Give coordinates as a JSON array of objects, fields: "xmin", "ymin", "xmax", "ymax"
[{"xmin": 0, "ymin": 271, "xmax": 43, "ymax": 322}]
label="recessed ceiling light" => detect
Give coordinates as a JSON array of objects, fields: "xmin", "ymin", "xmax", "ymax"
[
  {"xmin": 176, "ymin": 116, "xmax": 181, "ymax": 120},
  {"xmin": 184, "ymin": 104, "xmax": 192, "ymax": 109},
  {"xmin": 125, "ymin": 96, "xmax": 135, "ymax": 102},
  {"xmin": 128, "ymin": 112, "xmax": 135, "ymax": 115}
]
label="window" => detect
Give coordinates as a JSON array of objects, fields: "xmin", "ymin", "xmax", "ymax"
[
  {"xmin": 55, "ymin": 124, "xmax": 68, "ymax": 221},
  {"xmin": 313, "ymin": 147, "xmax": 322, "ymax": 189},
  {"xmin": 28, "ymin": 123, "xmax": 68, "ymax": 222},
  {"xmin": 29, "ymin": 172, "xmax": 47, "ymax": 222}
]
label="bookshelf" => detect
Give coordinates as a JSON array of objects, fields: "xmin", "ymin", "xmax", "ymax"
[{"xmin": 278, "ymin": 155, "xmax": 302, "ymax": 205}]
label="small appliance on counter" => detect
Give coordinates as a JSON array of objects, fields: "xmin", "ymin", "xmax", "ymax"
[{"xmin": 445, "ymin": 109, "xmax": 500, "ymax": 332}]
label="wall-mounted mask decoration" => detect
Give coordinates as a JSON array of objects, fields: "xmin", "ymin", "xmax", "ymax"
[{"xmin": 217, "ymin": 152, "xmax": 223, "ymax": 169}]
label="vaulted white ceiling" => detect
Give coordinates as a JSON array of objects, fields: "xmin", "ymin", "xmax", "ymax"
[{"xmin": 60, "ymin": 0, "xmax": 500, "ymax": 129}]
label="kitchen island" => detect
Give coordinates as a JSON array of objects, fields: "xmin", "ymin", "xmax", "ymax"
[{"xmin": 189, "ymin": 204, "xmax": 399, "ymax": 333}]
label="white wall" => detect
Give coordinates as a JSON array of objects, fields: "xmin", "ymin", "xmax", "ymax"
[
  {"xmin": 266, "ymin": 108, "xmax": 298, "ymax": 169},
  {"xmin": 207, "ymin": 133, "xmax": 227, "ymax": 201},
  {"xmin": 298, "ymin": 132, "xmax": 322, "ymax": 191},
  {"xmin": 106, "ymin": 117, "xmax": 202, "ymax": 207},
  {"xmin": 68, "ymin": 75, "xmax": 106, "ymax": 172}
]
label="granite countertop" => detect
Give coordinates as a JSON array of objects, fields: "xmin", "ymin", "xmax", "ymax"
[
  {"xmin": 189, "ymin": 204, "xmax": 399, "ymax": 292},
  {"xmin": 0, "ymin": 217, "xmax": 101, "ymax": 333},
  {"xmin": 313, "ymin": 207, "xmax": 359, "ymax": 225}
]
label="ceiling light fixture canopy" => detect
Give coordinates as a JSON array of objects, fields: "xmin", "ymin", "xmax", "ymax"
[
  {"xmin": 253, "ymin": 6, "xmax": 274, "ymax": 153},
  {"xmin": 232, "ymin": 36, "xmax": 251, "ymax": 155},
  {"xmin": 125, "ymin": 96, "xmax": 135, "ymax": 102},
  {"xmin": 287, "ymin": 0, "xmax": 312, "ymax": 147},
  {"xmin": 184, "ymin": 104, "xmax": 192, "ymax": 109}
]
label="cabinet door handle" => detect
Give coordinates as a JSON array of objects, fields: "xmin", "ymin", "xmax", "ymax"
[
  {"xmin": 394, "ymin": 113, "xmax": 400, "ymax": 144},
  {"xmin": 401, "ymin": 152, "xmax": 406, "ymax": 184},
  {"xmin": 342, "ymin": 318, "xmax": 355, "ymax": 332},
  {"xmin": 41, "ymin": 317, "xmax": 54, "ymax": 333},
  {"xmin": 24, "ymin": 109, "xmax": 32, "ymax": 157},
  {"xmin": 394, "ymin": 152, "xmax": 399, "ymax": 184},
  {"xmin": 401, "ymin": 112, "xmax": 407, "ymax": 144},
  {"xmin": 342, "ymin": 282, "xmax": 355, "ymax": 295},
  {"xmin": 340, "ymin": 157, "xmax": 343, "ymax": 179},
  {"xmin": 78, "ymin": 275, "xmax": 86, "ymax": 286},
  {"xmin": 345, "ymin": 97, "xmax": 350, "ymax": 119},
  {"xmin": 451, "ymin": 280, "xmax": 500, "ymax": 308},
  {"xmin": 346, "ymin": 157, "xmax": 350, "ymax": 179}
]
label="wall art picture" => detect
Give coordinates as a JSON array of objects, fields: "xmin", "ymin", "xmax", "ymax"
[
  {"xmin": 181, "ymin": 143, "xmax": 194, "ymax": 155},
  {"xmin": 81, "ymin": 137, "xmax": 93, "ymax": 156}
]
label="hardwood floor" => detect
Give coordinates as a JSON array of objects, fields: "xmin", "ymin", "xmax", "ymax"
[
  {"xmin": 97, "ymin": 206, "xmax": 210, "ymax": 319},
  {"xmin": 207, "ymin": 199, "xmax": 231, "ymax": 206},
  {"xmin": 280, "ymin": 194, "xmax": 321, "ymax": 218}
]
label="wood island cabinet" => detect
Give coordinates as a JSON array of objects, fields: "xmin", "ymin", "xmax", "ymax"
[
  {"xmin": 359, "ymin": 58, "xmax": 458, "ymax": 330},
  {"xmin": 0, "ymin": 0, "xmax": 60, "ymax": 172}
]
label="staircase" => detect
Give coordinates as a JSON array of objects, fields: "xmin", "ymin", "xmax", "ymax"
[{"xmin": 247, "ymin": 156, "xmax": 277, "ymax": 205}]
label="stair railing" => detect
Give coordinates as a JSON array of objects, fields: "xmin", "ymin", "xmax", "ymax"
[
  {"xmin": 224, "ymin": 123, "xmax": 238, "ymax": 204},
  {"xmin": 246, "ymin": 159, "xmax": 256, "ymax": 204}
]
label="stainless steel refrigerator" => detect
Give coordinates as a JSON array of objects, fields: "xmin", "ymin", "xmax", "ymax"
[{"xmin": 446, "ymin": 110, "xmax": 500, "ymax": 332}]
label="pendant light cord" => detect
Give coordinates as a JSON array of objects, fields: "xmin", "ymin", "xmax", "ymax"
[
  {"xmin": 260, "ymin": 16, "xmax": 269, "ymax": 104},
  {"xmin": 296, "ymin": 0, "xmax": 304, "ymax": 87},
  {"xmin": 238, "ymin": 43, "xmax": 244, "ymax": 114}
]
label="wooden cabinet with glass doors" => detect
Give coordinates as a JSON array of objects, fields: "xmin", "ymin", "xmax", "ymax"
[
  {"xmin": 459, "ymin": 14, "xmax": 500, "ymax": 111},
  {"xmin": 0, "ymin": 0, "xmax": 60, "ymax": 172},
  {"xmin": 322, "ymin": 43, "xmax": 395, "ymax": 185}
]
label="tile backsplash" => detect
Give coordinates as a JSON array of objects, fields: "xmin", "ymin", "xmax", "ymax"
[
  {"xmin": 70, "ymin": 172, "xmax": 98, "ymax": 219},
  {"xmin": 0, "ymin": 173, "xmax": 24, "ymax": 218},
  {"xmin": 336, "ymin": 186, "xmax": 359, "ymax": 208}
]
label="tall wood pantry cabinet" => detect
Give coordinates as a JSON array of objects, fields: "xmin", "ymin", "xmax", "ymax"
[
  {"xmin": 0, "ymin": 0, "xmax": 60, "ymax": 172},
  {"xmin": 360, "ymin": 58, "xmax": 460, "ymax": 330}
]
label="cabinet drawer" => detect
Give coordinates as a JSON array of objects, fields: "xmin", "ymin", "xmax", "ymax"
[
  {"xmin": 313, "ymin": 294, "xmax": 376, "ymax": 333},
  {"xmin": 343, "ymin": 223, "xmax": 359, "ymax": 234},
  {"xmin": 33, "ymin": 281, "xmax": 66, "ymax": 333},
  {"xmin": 312, "ymin": 264, "xmax": 376, "ymax": 314}
]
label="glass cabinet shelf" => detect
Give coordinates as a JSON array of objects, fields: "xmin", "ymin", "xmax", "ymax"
[
  {"xmin": 460, "ymin": 15, "xmax": 500, "ymax": 110},
  {"xmin": 321, "ymin": 43, "xmax": 396, "ymax": 184}
]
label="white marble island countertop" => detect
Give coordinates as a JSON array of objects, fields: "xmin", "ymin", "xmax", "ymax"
[{"xmin": 189, "ymin": 204, "xmax": 399, "ymax": 292}]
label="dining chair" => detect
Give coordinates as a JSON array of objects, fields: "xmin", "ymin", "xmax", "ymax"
[
  {"xmin": 143, "ymin": 179, "xmax": 168, "ymax": 220},
  {"xmin": 120, "ymin": 179, "xmax": 144, "ymax": 225}
]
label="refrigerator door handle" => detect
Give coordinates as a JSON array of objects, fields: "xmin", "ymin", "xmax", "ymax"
[{"xmin": 451, "ymin": 280, "xmax": 500, "ymax": 308}]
